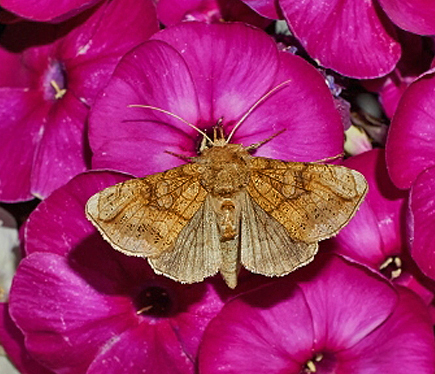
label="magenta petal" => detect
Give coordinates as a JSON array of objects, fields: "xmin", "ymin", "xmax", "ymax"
[
  {"xmin": 332, "ymin": 149, "xmax": 407, "ymax": 266},
  {"xmin": 9, "ymin": 252, "xmax": 138, "ymax": 373},
  {"xmin": 0, "ymin": 89, "xmax": 48, "ymax": 202},
  {"xmin": 0, "ymin": 0, "xmax": 101, "ymax": 22},
  {"xmin": 88, "ymin": 323, "xmax": 193, "ymax": 374},
  {"xmin": 89, "ymin": 40, "xmax": 200, "ymax": 176},
  {"xmin": 386, "ymin": 71, "xmax": 435, "ymax": 189},
  {"xmin": 61, "ymin": 0, "xmax": 158, "ymax": 106},
  {"xmin": 279, "ymin": 0, "xmax": 401, "ymax": 78},
  {"xmin": 331, "ymin": 201, "xmax": 386, "ymax": 267},
  {"xmin": 240, "ymin": 0, "xmax": 281, "ymax": 19},
  {"xmin": 340, "ymin": 287, "xmax": 435, "ymax": 373},
  {"xmin": 152, "ymin": 22, "xmax": 280, "ymax": 123},
  {"xmin": 409, "ymin": 166, "xmax": 435, "ymax": 281},
  {"xmin": 297, "ymin": 255, "xmax": 397, "ymax": 350},
  {"xmin": 231, "ymin": 51, "xmax": 344, "ymax": 161},
  {"xmin": 25, "ymin": 171, "xmax": 130, "ymax": 256},
  {"xmin": 199, "ymin": 285, "xmax": 313, "ymax": 372},
  {"xmin": 378, "ymin": 0, "xmax": 435, "ymax": 35},
  {"xmin": 30, "ymin": 95, "xmax": 89, "ymax": 198},
  {"xmin": 0, "ymin": 303, "xmax": 53, "ymax": 374}
]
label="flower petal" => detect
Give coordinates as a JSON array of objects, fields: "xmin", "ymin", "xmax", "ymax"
[
  {"xmin": 9, "ymin": 252, "xmax": 139, "ymax": 373},
  {"xmin": 199, "ymin": 255, "xmax": 398, "ymax": 373},
  {"xmin": 0, "ymin": 89, "xmax": 48, "ymax": 202},
  {"xmin": 230, "ymin": 51, "xmax": 344, "ymax": 162},
  {"xmin": 297, "ymin": 254, "xmax": 397, "ymax": 350},
  {"xmin": 339, "ymin": 287, "xmax": 435, "ymax": 373},
  {"xmin": 30, "ymin": 95, "xmax": 90, "ymax": 199},
  {"xmin": 152, "ymin": 22, "xmax": 280, "ymax": 123},
  {"xmin": 279, "ymin": 0, "xmax": 401, "ymax": 78},
  {"xmin": 386, "ymin": 71, "xmax": 435, "ymax": 189},
  {"xmin": 0, "ymin": 0, "xmax": 100, "ymax": 22},
  {"xmin": 378, "ymin": 0, "xmax": 435, "ymax": 35},
  {"xmin": 199, "ymin": 284, "xmax": 313, "ymax": 372},
  {"xmin": 408, "ymin": 165, "xmax": 435, "ymax": 281},
  {"xmin": 60, "ymin": 0, "xmax": 158, "ymax": 106},
  {"xmin": 87, "ymin": 323, "xmax": 193, "ymax": 374},
  {"xmin": 89, "ymin": 40, "xmax": 200, "ymax": 176},
  {"xmin": 25, "ymin": 171, "xmax": 130, "ymax": 256},
  {"xmin": 0, "ymin": 303, "xmax": 52, "ymax": 374},
  {"xmin": 331, "ymin": 149, "xmax": 408, "ymax": 267},
  {"xmin": 240, "ymin": 0, "xmax": 280, "ymax": 19}
]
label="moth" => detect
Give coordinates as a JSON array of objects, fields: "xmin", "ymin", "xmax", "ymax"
[{"xmin": 86, "ymin": 81, "xmax": 368, "ymax": 288}]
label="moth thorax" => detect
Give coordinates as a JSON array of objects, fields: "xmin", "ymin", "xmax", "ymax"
[{"xmin": 199, "ymin": 144, "xmax": 251, "ymax": 196}]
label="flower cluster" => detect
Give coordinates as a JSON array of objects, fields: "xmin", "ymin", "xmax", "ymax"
[{"xmin": 1, "ymin": 1, "xmax": 435, "ymax": 373}]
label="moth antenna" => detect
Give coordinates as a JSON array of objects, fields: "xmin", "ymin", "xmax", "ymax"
[
  {"xmin": 164, "ymin": 150, "xmax": 195, "ymax": 162},
  {"xmin": 128, "ymin": 104, "xmax": 214, "ymax": 144},
  {"xmin": 226, "ymin": 79, "xmax": 292, "ymax": 144},
  {"xmin": 314, "ymin": 153, "xmax": 345, "ymax": 163},
  {"xmin": 245, "ymin": 129, "xmax": 286, "ymax": 151}
]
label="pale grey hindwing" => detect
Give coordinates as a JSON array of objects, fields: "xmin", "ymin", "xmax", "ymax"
[
  {"xmin": 240, "ymin": 192, "xmax": 318, "ymax": 277},
  {"xmin": 148, "ymin": 194, "xmax": 221, "ymax": 284}
]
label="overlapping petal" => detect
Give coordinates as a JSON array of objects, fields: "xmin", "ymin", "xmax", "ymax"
[
  {"xmin": 0, "ymin": 303, "xmax": 53, "ymax": 374},
  {"xmin": 240, "ymin": 0, "xmax": 280, "ymax": 19},
  {"xmin": 409, "ymin": 166, "xmax": 435, "ymax": 281},
  {"xmin": 0, "ymin": 0, "xmax": 102, "ymax": 22},
  {"xmin": 278, "ymin": 0, "xmax": 401, "ymax": 78},
  {"xmin": 386, "ymin": 70, "xmax": 435, "ymax": 189},
  {"xmin": 378, "ymin": 0, "xmax": 435, "ymax": 35}
]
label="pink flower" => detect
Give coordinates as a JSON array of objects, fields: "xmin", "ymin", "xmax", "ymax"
[
  {"xmin": 3, "ymin": 171, "xmax": 232, "ymax": 373},
  {"xmin": 386, "ymin": 71, "xmax": 435, "ymax": 283},
  {"xmin": 0, "ymin": 0, "xmax": 102, "ymax": 22},
  {"xmin": 89, "ymin": 22, "xmax": 344, "ymax": 177},
  {"xmin": 198, "ymin": 254, "xmax": 435, "ymax": 373},
  {"xmin": 0, "ymin": 0, "xmax": 158, "ymax": 202},
  {"xmin": 386, "ymin": 70, "xmax": 435, "ymax": 189}
]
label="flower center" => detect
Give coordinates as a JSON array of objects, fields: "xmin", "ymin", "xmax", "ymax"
[
  {"xmin": 303, "ymin": 352, "xmax": 337, "ymax": 373},
  {"xmin": 304, "ymin": 353, "xmax": 323, "ymax": 373},
  {"xmin": 379, "ymin": 256, "xmax": 402, "ymax": 280},
  {"xmin": 43, "ymin": 60, "xmax": 67, "ymax": 100},
  {"xmin": 134, "ymin": 286, "xmax": 173, "ymax": 317}
]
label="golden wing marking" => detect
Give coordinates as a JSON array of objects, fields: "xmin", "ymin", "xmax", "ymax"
[
  {"xmin": 86, "ymin": 163, "xmax": 207, "ymax": 257},
  {"xmin": 247, "ymin": 157, "xmax": 368, "ymax": 243},
  {"xmin": 240, "ymin": 191, "xmax": 318, "ymax": 276}
]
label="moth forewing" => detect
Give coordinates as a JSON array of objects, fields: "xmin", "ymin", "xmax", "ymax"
[
  {"xmin": 85, "ymin": 184, "xmax": 163, "ymax": 258},
  {"xmin": 85, "ymin": 163, "xmax": 208, "ymax": 259},
  {"xmin": 247, "ymin": 158, "xmax": 368, "ymax": 244}
]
